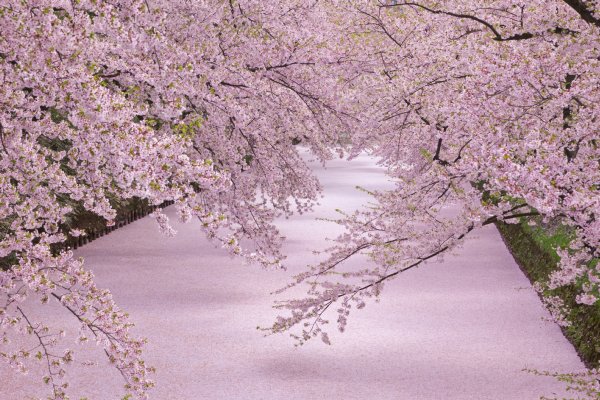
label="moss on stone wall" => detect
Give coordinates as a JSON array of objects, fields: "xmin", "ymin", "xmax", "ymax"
[{"xmin": 497, "ymin": 222, "xmax": 600, "ymax": 368}]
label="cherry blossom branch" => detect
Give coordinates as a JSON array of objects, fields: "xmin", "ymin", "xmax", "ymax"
[
  {"xmin": 562, "ymin": 0, "xmax": 600, "ymax": 27},
  {"xmin": 379, "ymin": 1, "xmax": 534, "ymax": 41}
]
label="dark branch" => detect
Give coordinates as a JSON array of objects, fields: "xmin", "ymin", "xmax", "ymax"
[
  {"xmin": 562, "ymin": 0, "xmax": 600, "ymax": 27},
  {"xmin": 381, "ymin": 2, "xmax": 535, "ymax": 41}
]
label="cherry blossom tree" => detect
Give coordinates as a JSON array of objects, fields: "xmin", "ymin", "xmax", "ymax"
[
  {"xmin": 2, "ymin": 0, "xmax": 598, "ymax": 398},
  {"xmin": 0, "ymin": 1, "xmax": 365, "ymax": 398},
  {"xmin": 272, "ymin": 0, "xmax": 599, "ymax": 378}
]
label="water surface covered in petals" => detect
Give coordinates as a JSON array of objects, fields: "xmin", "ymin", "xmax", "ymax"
[{"xmin": 0, "ymin": 154, "xmax": 585, "ymax": 400}]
